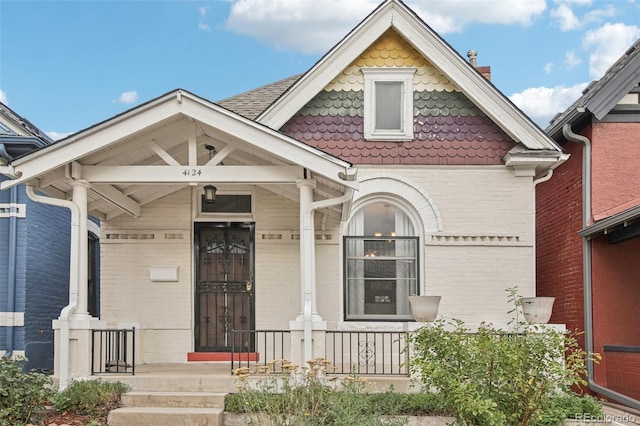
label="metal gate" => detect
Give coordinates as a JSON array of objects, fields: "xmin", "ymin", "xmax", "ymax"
[{"xmin": 195, "ymin": 223, "xmax": 254, "ymax": 352}]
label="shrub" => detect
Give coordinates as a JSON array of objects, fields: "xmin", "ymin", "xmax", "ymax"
[
  {"xmin": 230, "ymin": 358, "xmax": 409, "ymax": 425},
  {"xmin": 408, "ymin": 288, "xmax": 602, "ymax": 426},
  {"xmin": 52, "ymin": 379, "xmax": 130, "ymax": 422},
  {"xmin": 535, "ymin": 394, "xmax": 603, "ymax": 426},
  {"xmin": 0, "ymin": 356, "xmax": 55, "ymax": 426}
]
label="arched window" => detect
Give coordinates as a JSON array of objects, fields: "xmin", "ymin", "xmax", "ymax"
[{"xmin": 344, "ymin": 201, "xmax": 419, "ymax": 320}]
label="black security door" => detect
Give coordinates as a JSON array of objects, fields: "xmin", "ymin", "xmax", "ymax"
[{"xmin": 195, "ymin": 223, "xmax": 254, "ymax": 351}]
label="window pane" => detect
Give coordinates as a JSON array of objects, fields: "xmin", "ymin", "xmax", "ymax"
[
  {"xmin": 345, "ymin": 236, "xmax": 418, "ymax": 319},
  {"xmin": 201, "ymin": 195, "xmax": 252, "ymax": 213},
  {"xmin": 375, "ymin": 81, "xmax": 402, "ymax": 130}
]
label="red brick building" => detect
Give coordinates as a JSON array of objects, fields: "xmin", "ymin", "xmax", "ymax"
[{"xmin": 537, "ymin": 39, "xmax": 640, "ymax": 408}]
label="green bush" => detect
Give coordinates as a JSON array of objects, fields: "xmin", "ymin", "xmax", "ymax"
[
  {"xmin": 408, "ymin": 288, "xmax": 603, "ymax": 426},
  {"xmin": 0, "ymin": 356, "xmax": 55, "ymax": 426},
  {"xmin": 229, "ymin": 358, "xmax": 410, "ymax": 425},
  {"xmin": 52, "ymin": 379, "xmax": 130, "ymax": 422},
  {"xmin": 535, "ymin": 394, "xmax": 603, "ymax": 426}
]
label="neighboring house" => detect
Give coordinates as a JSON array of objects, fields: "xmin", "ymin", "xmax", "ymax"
[
  {"xmin": 537, "ymin": 39, "xmax": 640, "ymax": 409},
  {"xmin": 0, "ymin": 103, "xmax": 88, "ymax": 373},
  {"xmin": 0, "ymin": 0, "xmax": 564, "ymax": 387}
]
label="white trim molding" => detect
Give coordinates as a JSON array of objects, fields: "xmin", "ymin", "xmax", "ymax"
[
  {"xmin": 0, "ymin": 203, "xmax": 26, "ymax": 218},
  {"xmin": 0, "ymin": 312, "xmax": 25, "ymax": 327},
  {"xmin": 350, "ymin": 174, "xmax": 443, "ymax": 235},
  {"xmin": 362, "ymin": 67, "xmax": 416, "ymax": 141}
]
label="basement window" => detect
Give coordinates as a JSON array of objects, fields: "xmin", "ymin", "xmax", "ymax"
[{"xmin": 362, "ymin": 67, "xmax": 416, "ymax": 141}]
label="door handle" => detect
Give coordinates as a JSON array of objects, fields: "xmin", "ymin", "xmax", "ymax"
[{"xmin": 246, "ymin": 281, "xmax": 252, "ymax": 292}]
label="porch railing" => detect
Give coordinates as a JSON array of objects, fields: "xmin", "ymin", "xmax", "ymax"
[
  {"xmin": 91, "ymin": 328, "xmax": 135, "ymax": 375},
  {"xmin": 325, "ymin": 331, "xmax": 410, "ymax": 375},
  {"xmin": 231, "ymin": 329, "xmax": 291, "ymax": 373},
  {"xmin": 230, "ymin": 329, "xmax": 409, "ymax": 376}
]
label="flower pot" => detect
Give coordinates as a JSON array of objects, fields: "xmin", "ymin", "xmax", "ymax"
[
  {"xmin": 409, "ymin": 295, "xmax": 441, "ymax": 322},
  {"xmin": 520, "ymin": 297, "xmax": 555, "ymax": 324}
]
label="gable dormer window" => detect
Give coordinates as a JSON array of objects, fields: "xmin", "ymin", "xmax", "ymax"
[{"xmin": 362, "ymin": 67, "xmax": 416, "ymax": 141}]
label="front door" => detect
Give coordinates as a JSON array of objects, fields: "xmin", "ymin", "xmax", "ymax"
[{"xmin": 195, "ymin": 222, "xmax": 254, "ymax": 352}]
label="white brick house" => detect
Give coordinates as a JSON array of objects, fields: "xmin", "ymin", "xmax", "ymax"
[{"xmin": 0, "ymin": 0, "xmax": 564, "ymax": 387}]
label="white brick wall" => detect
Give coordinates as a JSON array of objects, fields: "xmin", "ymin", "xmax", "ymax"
[{"xmin": 99, "ymin": 166, "xmax": 537, "ymax": 362}]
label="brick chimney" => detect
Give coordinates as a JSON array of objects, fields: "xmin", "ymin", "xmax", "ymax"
[{"xmin": 467, "ymin": 50, "xmax": 491, "ymax": 81}]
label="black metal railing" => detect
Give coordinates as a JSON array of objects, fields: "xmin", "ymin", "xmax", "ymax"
[
  {"xmin": 230, "ymin": 329, "xmax": 410, "ymax": 376},
  {"xmin": 91, "ymin": 328, "xmax": 135, "ymax": 375},
  {"xmin": 325, "ymin": 331, "xmax": 410, "ymax": 375},
  {"xmin": 231, "ymin": 329, "xmax": 291, "ymax": 373}
]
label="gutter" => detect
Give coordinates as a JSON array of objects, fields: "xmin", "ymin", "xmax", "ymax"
[
  {"xmin": 562, "ymin": 124, "xmax": 640, "ymax": 410},
  {"xmin": 3, "ymin": 186, "xmax": 18, "ymax": 357},
  {"xmin": 26, "ymin": 185, "xmax": 80, "ymax": 390},
  {"xmin": 301, "ymin": 186, "xmax": 355, "ymax": 362}
]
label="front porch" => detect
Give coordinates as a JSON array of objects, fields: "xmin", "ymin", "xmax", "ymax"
[
  {"xmin": 92, "ymin": 361, "xmax": 414, "ymax": 394},
  {"xmin": 89, "ymin": 327, "xmax": 413, "ymax": 379}
]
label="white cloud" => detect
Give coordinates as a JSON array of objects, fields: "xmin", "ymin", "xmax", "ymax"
[
  {"xmin": 550, "ymin": 4, "xmax": 580, "ymax": 31},
  {"xmin": 544, "ymin": 62, "xmax": 554, "ymax": 74},
  {"xmin": 198, "ymin": 6, "xmax": 210, "ymax": 31},
  {"xmin": 117, "ymin": 91, "xmax": 139, "ymax": 104},
  {"xmin": 582, "ymin": 5, "xmax": 615, "ymax": 26},
  {"xmin": 564, "ymin": 50, "xmax": 582, "ymax": 69},
  {"xmin": 0, "ymin": 89, "xmax": 7, "ymax": 105},
  {"xmin": 509, "ymin": 82, "xmax": 589, "ymax": 127},
  {"xmin": 553, "ymin": 0, "xmax": 592, "ymax": 4},
  {"xmin": 583, "ymin": 23, "xmax": 640, "ymax": 79},
  {"xmin": 46, "ymin": 131, "xmax": 74, "ymax": 141},
  {"xmin": 224, "ymin": 0, "xmax": 546, "ymax": 54}
]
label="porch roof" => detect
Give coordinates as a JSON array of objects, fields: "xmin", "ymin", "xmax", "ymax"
[{"xmin": 0, "ymin": 89, "xmax": 357, "ymax": 221}]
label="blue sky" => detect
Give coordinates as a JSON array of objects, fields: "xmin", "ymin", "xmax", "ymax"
[{"xmin": 1, "ymin": 0, "xmax": 639, "ymax": 140}]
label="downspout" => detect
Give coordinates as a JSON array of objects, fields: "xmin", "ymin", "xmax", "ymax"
[
  {"xmin": 3, "ymin": 186, "xmax": 18, "ymax": 357},
  {"xmin": 26, "ymin": 185, "xmax": 79, "ymax": 390},
  {"xmin": 301, "ymin": 187, "xmax": 354, "ymax": 362},
  {"xmin": 562, "ymin": 124, "xmax": 640, "ymax": 410}
]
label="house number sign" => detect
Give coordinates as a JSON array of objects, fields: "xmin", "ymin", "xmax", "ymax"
[{"xmin": 183, "ymin": 168, "xmax": 203, "ymax": 177}]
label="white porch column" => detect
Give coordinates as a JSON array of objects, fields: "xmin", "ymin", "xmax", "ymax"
[
  {"xmin": 296, "ymin": 179, "xmax": 318, "ymax": 321},
  {"xmin": 71, "ymin": 179, "xmax": 90, "ymax": 318},
  {"xmin": 291, "ymin": 179, "xmax": 326, "ymax": 364}
]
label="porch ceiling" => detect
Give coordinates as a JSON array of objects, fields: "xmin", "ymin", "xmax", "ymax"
[{"xmin": 4, "ymin": 90, "xmax": 356, "ymax": 223}]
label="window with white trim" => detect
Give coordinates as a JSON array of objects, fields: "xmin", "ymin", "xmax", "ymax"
[
  {"xmin": 362, "ymin": 67, "xmax": 416, "ymax": 141},
  {"xmin": 344, "ymin": 202, "xmax": 418, "ymax": 320}
]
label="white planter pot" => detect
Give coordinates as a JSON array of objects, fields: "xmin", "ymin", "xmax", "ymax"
[
  {"xmin": 409, "ymin": 296, "xmax": 441, "ymax": 322},
  {"xmin": 520, "ymin": 297, "xmax": 555, "ymax": 324}
]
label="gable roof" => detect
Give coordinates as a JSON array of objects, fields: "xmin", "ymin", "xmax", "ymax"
[
  {"xmin": 217, "ymin": 74, "xmax": 302, "ymax": 120},
  {"xmin": 1, "ymin": 90, "xmax": 356, "ymax": 220},
  {"xmin": 257, "ymin": 0, "xmax": 561, "ymax": 154},
  {"xmin": 547, "ymin": 37, "xmax": 640, "ymax": 140},
  {"xmin": 0, "ymin": 102, "xmax": 52, "ymax": 162}
]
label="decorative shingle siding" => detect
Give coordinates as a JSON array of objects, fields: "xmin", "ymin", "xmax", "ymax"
[{"xmin": 280, "ymin": 29, "xmax": 514, "ymax": 165}]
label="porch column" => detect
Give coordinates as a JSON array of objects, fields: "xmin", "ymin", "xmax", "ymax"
[
  {"xmin": 71, "ymin": 179, "xmax": 90, "ymax": 318},
  {"xmin": 296, "ymin": 179, "xmax": 321, "ymax": 322},
  {"xmin": 291, "ymin": 179, "xmax": 326, "ymax": 365}
]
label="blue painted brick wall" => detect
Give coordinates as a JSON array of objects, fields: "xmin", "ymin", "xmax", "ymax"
[{"xmin": 23, "ymin": 188, "xmax": 71, "ymax": 372}]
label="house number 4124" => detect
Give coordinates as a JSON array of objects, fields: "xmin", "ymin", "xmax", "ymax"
[{"xmin": 182, "ymin": 168, "xmax": 202, "ymax": 177}]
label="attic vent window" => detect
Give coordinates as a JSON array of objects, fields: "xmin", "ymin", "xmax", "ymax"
[{"xmin": 362, "ymin": 67, "xmax": 416, "ymax": 141}]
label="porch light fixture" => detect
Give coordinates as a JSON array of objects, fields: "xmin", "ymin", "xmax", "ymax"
[{"xmin": 203, "ymin": 185, "xmax": 217, "ymax": 203}]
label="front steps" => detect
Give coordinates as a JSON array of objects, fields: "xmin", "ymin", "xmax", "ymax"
[
  {"xmin": 105, "ymin": 364, "xmax": 235, "ymax": 425},
  {"xmin": 108, "ymin": 391, "xmax": 227, "ymax": 425}
]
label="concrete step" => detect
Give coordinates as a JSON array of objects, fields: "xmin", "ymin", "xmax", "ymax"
[
  {"xmin": 100, "ymin": 374, "xmax": 239, "ymax": 392},
  {"xmin": 107, "ymin": 406, "xmax": 223, "ymax": 426},
  {"xmin": 121, "ymin": 391, "xmax": 226, "ymax": 408}
]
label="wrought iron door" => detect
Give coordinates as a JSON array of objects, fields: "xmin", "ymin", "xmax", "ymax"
[{"xmin": 195, "ymin": 223, "xmax": 254, "ymax": 351}]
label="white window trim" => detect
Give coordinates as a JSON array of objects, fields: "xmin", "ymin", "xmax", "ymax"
[
  {"xmin": 362, "ymin": 67, "xmax": 416, "ymax": 141},
  {"xmin": 193, "ymin": 185, "xmax": 255, "ymax": 222}
]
